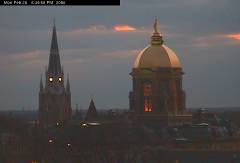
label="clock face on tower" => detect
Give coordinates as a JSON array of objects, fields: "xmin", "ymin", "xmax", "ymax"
[
  {"xmin": 58, "ymin": 77, "xmax": 62, "ymax": 82},
  {"xmin": 49, "ymin": 77, "xmax": 53, "ymax": 82}
]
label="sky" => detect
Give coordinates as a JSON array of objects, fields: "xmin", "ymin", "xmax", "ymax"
[{"xmin": 0, "ymin": 0, "xmax": 240, "ymax": 110}]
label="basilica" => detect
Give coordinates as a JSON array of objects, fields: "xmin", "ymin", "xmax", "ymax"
[{"xmin": 38, "ymin": 22, "xmax": 72, "ymax": 127}]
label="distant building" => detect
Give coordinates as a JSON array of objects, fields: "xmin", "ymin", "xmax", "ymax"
[
  {"xmin": 129, "ymin": 20, "xmax": 191, "ymax": 125},
  {"xmin": 85, "ymin": 99, "xmax": 98, "ymax": 121},
  {"xmin": 39, "ymin": 22, "xmax": 72, "ymax": 127}
]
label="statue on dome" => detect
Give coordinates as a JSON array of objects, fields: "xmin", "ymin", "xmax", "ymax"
[{"xmin": 154, "ymin": 19, "xmax": 159, "ymax": 33}]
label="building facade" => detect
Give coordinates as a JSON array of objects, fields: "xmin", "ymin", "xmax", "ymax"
[
  {"xmin": 129, "ymin": 20, "xmax": 190, "ymax": 124},
  {"xmin": 39, "ymin": 22, "xmax": 72, "ymax": 127}
]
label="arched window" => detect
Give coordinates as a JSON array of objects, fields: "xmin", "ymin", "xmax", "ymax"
[
  {"xmin": 144, "ymin": 83, "xmax": 152, "ymax": 96},
  {"xmin": 143, "ymin": 83, "xmax": 152, "ymax": 112}
]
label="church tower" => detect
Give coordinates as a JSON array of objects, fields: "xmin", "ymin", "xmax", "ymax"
[
  {"xmin": 39, "ymin": 21, "xmax": 72, "ymax": 127},
  {"xmin": 129, "ymin": 20, "xmax": 191, "ymax": 125}
]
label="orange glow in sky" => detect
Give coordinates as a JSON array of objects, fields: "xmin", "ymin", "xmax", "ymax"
[
  {"xmin": 225, "ymin": 33, "xmax": 240, "ymax": 40},
  {"xmin": 113, "ymin": 25, "xmax": 136, "ymax": 32}
]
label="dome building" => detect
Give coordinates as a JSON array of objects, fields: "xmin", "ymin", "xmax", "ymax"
[{"xmin": 129, "ymin": 20, "xmax": 191, "ymax": 125}]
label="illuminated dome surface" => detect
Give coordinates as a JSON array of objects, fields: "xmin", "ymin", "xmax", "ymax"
[{"xmin": 134, "ymin": 20, "xmax": 181, "ymax": 69}]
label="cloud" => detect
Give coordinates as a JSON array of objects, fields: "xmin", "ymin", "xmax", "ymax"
[
  {"xmin": 0, "ymin": 50, "xmax": 48, "ymax": 71},
  {"xmin": 63, "ymin": 24, "xmax": 153, "ymax": 38},
  {"xmin": 224, "ymin": 33, "xmax": 240, "ymax": 40},
  {"xmin": 65, "ymin": 25, "xmax": 109, "ymax": 36},
  {"xmin": 0, "ymin": 48, "xmax": 138, "ymax": 69},
  {"xmin": 99, "ymin": 49, "xmax": 138, "ymax": 59},
  {"xmin": 61, "ymin": 48, "xmax": 138, "ymax": 61},
  {"xmin": 181, "ymin": 33, "xmax": 240, "ymax": 49},
  {"xmin": 113, "ymin": 25, "xmax": 136, "ymax": 32},
  {"xmin": 11, "ymin": 50, "xmax": 48, "ymax": 60}
]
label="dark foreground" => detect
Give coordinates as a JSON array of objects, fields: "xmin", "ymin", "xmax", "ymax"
[{"xmin": 1, "ymin": 109, "xmax": 240, "ymax": 163}]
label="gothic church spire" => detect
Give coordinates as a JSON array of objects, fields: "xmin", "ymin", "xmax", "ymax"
[{"xmin": 48, "ymin": 20, "xmax": 62, "ymax": 74}]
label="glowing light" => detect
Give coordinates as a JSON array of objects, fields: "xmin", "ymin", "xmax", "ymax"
[
  {"xmin": 225, "ymin": 33, "xmax": 240, "ymax": 40},
  {"xmin": 48, "ymin": 139, "xmax": 53, "ymax": 143},
  {"xmin": 113, "ymin": 25, "xmax": 136, "ymax": 32},
  {"xmin": 143, "ymin": 83, "xmax": 153, "ymax": 112},
  {"xmin": 144, "ymin": 100, "xmax": 152, "ymax": 112},
  {"xmin": 58, "ymin": 77, "xmax": 62, "ymax": 81},
  {"xmin": 49, "ymin": 77, "xmax": 53, "ymax": 82},
  {"xmin": 67, "ymin": 143, "xmax": 71, "ymax": 147},
  {"xmin": 88, "ymin": 122, "xmax": 101, "ymax": 126},
  {"xmin": 82, "ymin": 123, "xmax": 87, "ymax": 127},
  {"xmin": 144, "ymin": 108, "xmax": 148, "ymax": 112}
]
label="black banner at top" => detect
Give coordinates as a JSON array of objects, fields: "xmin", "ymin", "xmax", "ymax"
[{"xmin": 0, "ymin": 0, "xmax": 120, "ymax": 5}]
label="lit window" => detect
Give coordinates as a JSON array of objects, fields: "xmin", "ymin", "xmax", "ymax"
[
  {"xmin": 143, "ymin": 83, "xmax": 153, "ymax": 112},
  {"xmin": 58, "ymin": 77, "xmax": 62, "ymax": 82},
  {"xmin": 144, "ymin": 99, "xmax": 152, "ymax": 112},
  {"xmin": 49, "ymin": 77, "xmax": 53, "ymax": 82}
]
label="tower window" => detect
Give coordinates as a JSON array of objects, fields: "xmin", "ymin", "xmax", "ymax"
[
  {"xmin": 49, "ymin": 77, "xmax": 53, "ymax": 82},
  {"xmin": 144, "ymin": 99, "xmax": 152, "ymax": 112},
  {"xmin": 144, "ymin": 83, "xmax": 152, "ymax": 96},
  {"xmin": 58, "ymin": 77, "xmax": 62, "ymax": 82},
  {"xmin": 143, "ymin": 83, "xmax": 153, "ymax": 112}
]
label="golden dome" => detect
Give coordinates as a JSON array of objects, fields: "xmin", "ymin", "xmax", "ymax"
[{"xmin": 134, "ymin": 20, "xmax": 181, "ymax": 69}]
